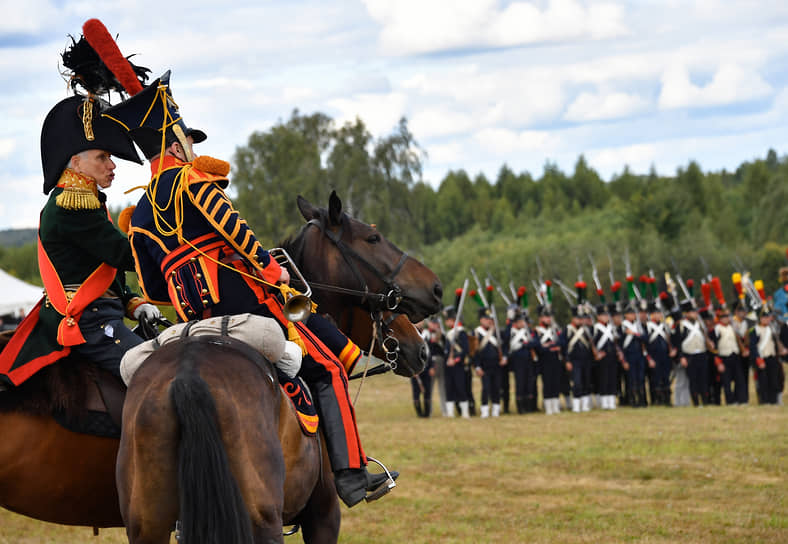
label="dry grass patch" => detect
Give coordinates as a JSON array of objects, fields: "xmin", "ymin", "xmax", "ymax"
[{"xmin": 1, "ymin": 371, "xmax": 785, "ymax": 543}]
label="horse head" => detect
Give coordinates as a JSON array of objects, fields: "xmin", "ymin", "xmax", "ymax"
[{"xmin": 293, "ymin": 191, "xmax": 442, "ymax": 322}]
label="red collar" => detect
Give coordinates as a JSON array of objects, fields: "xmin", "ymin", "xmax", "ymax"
[{"xmin": 150, "ymin": 155, "xmax": 188, "ymax": 176}]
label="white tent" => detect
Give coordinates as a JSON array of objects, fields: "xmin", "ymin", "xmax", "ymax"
[{"xmin": 0, "ymin": 268, "xmax": 43, "ymax": 316}]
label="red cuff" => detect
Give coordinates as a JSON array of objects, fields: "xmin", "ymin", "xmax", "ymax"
[{"xmin": 258, "ymin": 258, "xmax": 282, "ymax": 285}]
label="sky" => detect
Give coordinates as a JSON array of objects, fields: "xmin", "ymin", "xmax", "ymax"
[{"xmin": 2, "ymin": 0, "xmax": 788, "ymax": 230}]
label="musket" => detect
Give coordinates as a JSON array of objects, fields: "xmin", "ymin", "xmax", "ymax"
[
  {"xmin": 508, "ymin": 280, "xmax": 517, "ymax": 302},
  {"xmin": 447, "ymin": 278, "xmax": 470, "ymax": 361},
  {"xmin": 483, "ymin": 276, "xmax": 505, "ymax": 355},
  {"xmin": 672, "ymin": 258, "xmax": 713, "ymax": 345},
  {"xmin": 588, "ymin": 252, "xmax": 603, "ymax": 299},
  {"xmin": 488, "ymin": 271, "xmax": 513, "ymax": 307},
  {"xmin": 553, "ymin": 277, "xmax": 578, "ymax": 304},
  {"xmin": 624, "ymin": 247, "xmax": 642, "ymax": 301},
  {"xmin": 531, "ymin": 280, "xmax": 545, "ymax": 306},
  {"xmin": 535, "ymin": 256, "xmax": 545, "ymax": 286},
  {"xmin": 607, "ymin": 249, "xmax": 615, "ymax": 288}
]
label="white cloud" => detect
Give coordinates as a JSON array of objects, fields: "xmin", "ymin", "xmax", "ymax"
[
  {"xmin": 327, "ymin": 92, "xmax": 408, "ymax": 136},
  {"xmin": 409, "ymin": 108, "xmax": 475, "ymax": 139},
  {"xmin": 474, "ymin": 128, "xmax": 562, "ymax": 155},
  {"xmin": 363, "ymin": 0, "xmax": 628, "ymax": 55},
  {"xmin": 587, "ymin": 143, "xmax": 658, "ymax": 175},
  {"xmin": 659, "ymin": 62, "xmax": 772, "ymax": 110},
  {"xmin": 0, "ymin": 138, "xmax": 15, "ymax": 160},
  {"xmin": 564, "ymin": 91, "xmax": 649, "ymax": 121}
]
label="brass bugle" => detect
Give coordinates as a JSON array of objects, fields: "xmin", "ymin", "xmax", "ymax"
[{"xmin": 269, "ymin": 247, "xmax": 313, "ymax": 322}]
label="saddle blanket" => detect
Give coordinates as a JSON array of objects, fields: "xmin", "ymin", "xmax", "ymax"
[{"xmin": 120, "ymin": 313, "xmax": 318, "ymax": 435}]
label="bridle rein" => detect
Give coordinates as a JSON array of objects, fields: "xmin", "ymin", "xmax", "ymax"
[{"xmin": 288, "ymin": 214, "xmax": 413, "ymax": 375}]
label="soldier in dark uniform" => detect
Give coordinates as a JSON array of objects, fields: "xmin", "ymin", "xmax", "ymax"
[
  {"xmin": 534, "ymin": 305, "xmax": 563, "ymax": 414},
  {"xmin": 620, "ymin": 303, "xmax": 647, "ymax": 407},
  {"xmin": 102, "ymin": 61, "xmax": 394, "ymax": 506},
  {"xmin": 562, "ymin": 304, "xmax": 593, "ymax": 412},
  {"xmin": 593, "ymin": 304, "xmax": 620, "ymax": 409},
  {"xmin": 444, "ymin": 306, "xmax": 471, "ymax": 418},
  {"xmin": 0, "ymin": 34, "xmax": 160, "ymax": 386},
  {"xmin": 673, "ymin": 301, "xmax": 713, "ymax": 406},
  {"xmin": 710, "ymin": 308, "xmax": 746, "ymax": 405},
  {"xmin": 750, "ymin": 307, "xmax": 783, "ymax": 404},
  {"xmin": 645, "ymin": 301, "xmax": 673, "ymax": 406},
  {"xmin": 731, "ymin": 300, "xmax": 752, "ymax": 404},
  {"xmin": 505, "ymin": 308, "xmax": 538, "ymax": 414},
  {"xmin": 410, "ymin": 320, "xmax": 436, "ymax": 417},
  {"xmin": 473, "ymin": 307, "xmax": 503, "ymax": 418}
]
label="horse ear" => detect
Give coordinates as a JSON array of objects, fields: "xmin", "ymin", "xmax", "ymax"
[
  {"xmin": 297, "ymin": 195, "xmax": 320, "ymax": 221},
  {"xmin": 328, "ymin": 191, "xmax": 343, "ymax": 226}
]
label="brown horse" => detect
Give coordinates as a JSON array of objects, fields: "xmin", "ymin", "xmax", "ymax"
[
  {"xmin": 0, "ymin": 192, "xmax": 440, "ymax": 532},
  {"xmin": 116, "ymin": 193, "xmax": 441, "ymax": 543}
]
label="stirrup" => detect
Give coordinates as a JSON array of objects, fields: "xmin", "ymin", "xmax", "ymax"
[{"xmin": 364, "ymin": 456, "xmax": 397, "ymax": 502}]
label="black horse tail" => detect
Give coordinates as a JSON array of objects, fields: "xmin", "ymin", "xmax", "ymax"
[{"xmin": 170, "ymin": 363, "xmax": 254, "ymax": 544}]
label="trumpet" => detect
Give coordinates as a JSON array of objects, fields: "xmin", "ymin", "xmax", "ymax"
[{"xmin": 268, "ymin": 247, "xmax": 313, "ymax": 322}]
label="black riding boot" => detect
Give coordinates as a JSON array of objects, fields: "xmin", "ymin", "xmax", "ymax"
[{"xmin": 334, "ymin": 467, "xmax": 399, "ymax": 508}]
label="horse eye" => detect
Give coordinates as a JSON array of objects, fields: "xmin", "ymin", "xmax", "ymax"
[{"xmin": 366, "ymin": 234, "xmax": 381, "ymax": 243}]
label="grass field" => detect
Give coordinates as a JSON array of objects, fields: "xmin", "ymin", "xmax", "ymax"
[{"xmin": 1, "ymin": 372, "xmax": 785, "ymax": 543}]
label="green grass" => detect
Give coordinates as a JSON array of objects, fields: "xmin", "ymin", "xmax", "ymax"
[{"xmin": 1, "ymin": 373, "xmax": 785, "ymax": 543}]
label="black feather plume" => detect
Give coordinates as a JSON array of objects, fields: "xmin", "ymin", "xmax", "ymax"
[{"xmin": 61, "ymin": 34, "xmax": 150, "ymax": 96}]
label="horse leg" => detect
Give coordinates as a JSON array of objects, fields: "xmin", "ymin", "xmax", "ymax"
[
  {"xmin": 296, "ymin": 437, "xmax": 341, "ymax": 544},
  {"xmin": 117, "ymin": 383, "xmax": 180, "ymax": 544}
]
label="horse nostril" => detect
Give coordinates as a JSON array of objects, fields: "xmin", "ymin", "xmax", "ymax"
[{"xmin": 433, "ymin": 282, "xmax": 443, "ymax": 300}]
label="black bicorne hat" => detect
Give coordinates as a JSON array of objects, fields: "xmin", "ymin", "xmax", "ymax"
[
  {"xmin": 537, "ymin": 304, "xmax": 552, "ymax": 317},
  {"xmin": 596, "ymin": 303, "xmax": 609, "ymax": 315},
  {"xmin": 680, "ymin": 299, "xmax": 695, "ymax": 312},
  {"xmin": 443, "ymin": 306, "xmax": 457, "ymax": 320},
  {"xmin": 102, "ymin": 71, "xmax": 192, "ymax": 160},
  {"xmin": 41, "ymin": 95, "xmax": 142, "ymax": 194},
  {"xmin": 478, "ymin": 307, "xmax": 492, "ymax": 319}
]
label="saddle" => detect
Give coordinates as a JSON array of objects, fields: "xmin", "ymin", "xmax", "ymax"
[
  {"xmin": 0, "ymin": 344, "xmax": 125, "ymax": 439},
  {"xmin": 121, "ymin": 314, "xmax": 318, "ymax": 435}
]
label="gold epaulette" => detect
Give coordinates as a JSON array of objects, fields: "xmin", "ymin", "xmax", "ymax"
[{"xmin": 55, "ymin": 169, "xmax": 101, "ymax": 210}]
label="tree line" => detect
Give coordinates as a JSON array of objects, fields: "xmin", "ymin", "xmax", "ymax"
[{"xmin": 2, "ymin": 110, "xmax": 786, "ymax": 321}]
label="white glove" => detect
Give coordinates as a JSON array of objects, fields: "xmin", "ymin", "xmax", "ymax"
[
  {"xmin": 276, "ymin": 340, "xmax": 303, "ymax": 378},
  {"xmin": 133, "ymin": 303, "xmax": 162, "ymax": 321}
]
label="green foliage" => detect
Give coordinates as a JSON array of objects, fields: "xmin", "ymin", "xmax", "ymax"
[{"xmin": 1, "ymin": 111, "xmax": 786, "ymax": 321}]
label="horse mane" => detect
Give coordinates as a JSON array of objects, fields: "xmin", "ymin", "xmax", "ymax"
[{"xmin": 0, "ymin": 356, "xmax": 94, "ymax": 419}]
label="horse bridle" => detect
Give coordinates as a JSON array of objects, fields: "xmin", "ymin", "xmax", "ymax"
[{"xmin": 301, "ymin": 216, "xmax": 408, "ymax": 313}]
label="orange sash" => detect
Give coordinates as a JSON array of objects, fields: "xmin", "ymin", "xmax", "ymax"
[{"xmin": 37, "ymin": 235, "xmax": 117, "ymax": 346}]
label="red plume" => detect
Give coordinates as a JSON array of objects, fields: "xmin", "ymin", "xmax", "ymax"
[
  {"xmin": 711, "ymin": 277, "xmax": 725, "ymax": 306},
  {"xmin": 659, "ymin": 291, "xmax": 669, "ymax": 301},
  {"xmin": 686, "ymin": 278, "xmax": 694, "ymax": 289},
  {"xmin": 517, "ymin": 286, "xmax": 527, "ymax": 296},
  {"xmin": 455, "ymin": 287, "xmax": 463, "ymax": 296},
  {"xmin": 701, "ymin": 281, "xmax": 712, "ymax": 307},
  {"xmin": 486, "ymin": 284, "xmax": 494, "ymax": 292},
  {"xmin": 83, "ymin": 19, "xmax": 143, "ymax": 95},
  {"xmin": 596, "ymin": 288, "xmax": 604, "ymax": 296},
  {"xmin": 544, "ymin": 280, "xmax": 552, "ymax": 287},
  {"xmin": 611, "ymin": 281, "xmax": 622, "ymax": 292},
  {"xmin": 574, "ymin": 281, "xmax": 587, "ymax": 289}
]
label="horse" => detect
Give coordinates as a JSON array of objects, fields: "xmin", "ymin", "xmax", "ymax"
[
  {"xmin": 0, "ymin": 192, "xmax": 440, "ymax": 533},
  {"xmin": 116, "ymin": 192, "xmax": 441, "ymax": 543}
]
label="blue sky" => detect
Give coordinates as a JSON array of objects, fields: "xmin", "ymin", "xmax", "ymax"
[{"xmin": 2, "ymin": 0, "xmax": 788, "ymax": 229}]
